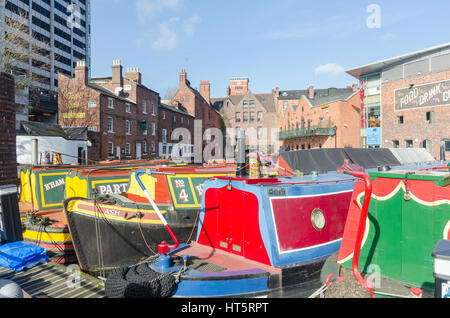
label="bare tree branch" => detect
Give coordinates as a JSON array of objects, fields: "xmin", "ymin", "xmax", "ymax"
[{"xmin": 0, "ymin": 3, "xmax": 53, "ymax": 90}]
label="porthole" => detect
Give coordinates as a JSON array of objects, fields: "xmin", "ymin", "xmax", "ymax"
[{"xmin": 311, "ymin": 208, "xmax": 326, "ymax": 231}]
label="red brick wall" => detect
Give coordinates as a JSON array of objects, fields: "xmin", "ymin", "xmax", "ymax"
[
  {"xmin": 0, "ymin": 73, "xmax": 17, "ymax": 186},
  {"xmin": 381, "ymin": 69, "xmax": 450, "ymax": 159},
  {"xmin": 59, "ymin": 67, "xmax": 161, "ymax": 162},
  {"xmin": 278, "ymin": 93, "xmax": 360, "ymax": 150},
  {"xmin": 158, "ymin": 106, "xmax": 194, "ymax": 155}
]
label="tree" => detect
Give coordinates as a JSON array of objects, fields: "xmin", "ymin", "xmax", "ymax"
[
  {"xmin": 57, "ymin": 74, "xmax": 99, "ymax": 129},
  {"xmin": 0, "ymin": 2, "xmax": 53, "ymax": 89},
  {"xmin": 162, "ymin": 86, "xmax": 179, "ymax": 101}
]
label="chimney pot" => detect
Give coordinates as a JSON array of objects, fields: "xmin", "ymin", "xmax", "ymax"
[
  {"xmin": 308, "ymin": 85, "xmax": 315, "ymax": 99},
  {"xmin": 75, "ymin": 60, "xmax": 88, "ymax": 84},
  {"xmin": 112, "ymin": 59, "xmax": 123, "ymax": 86}
]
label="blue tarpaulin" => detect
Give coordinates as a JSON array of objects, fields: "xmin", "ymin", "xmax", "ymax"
[{"xmin": 0, "ymin": 241, "xmax": 48, "ymax": 272}]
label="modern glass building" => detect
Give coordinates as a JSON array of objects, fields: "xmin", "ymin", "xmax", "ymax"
[
  {"xmin": 0, "ymin": 0, "xmax": 91, "ymax": 124},
  {"xmin": 346, "ymin": 42, "xmax": 450, "ymax": 159}
]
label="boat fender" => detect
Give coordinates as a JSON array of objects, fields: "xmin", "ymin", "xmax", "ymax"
[
  {"xmin": 0, "ymin": 280, "xmax": 24, "ymax": 298},
  {"xmin": 105, "ymin": 264, "xmax": 176, "ymax": 298}
]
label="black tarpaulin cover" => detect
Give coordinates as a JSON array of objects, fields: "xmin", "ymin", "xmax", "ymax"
[
  {"xmin": 280, "ymin": 149, "xmax": 349, "ymax": 173},
  {"xmin": 279, "ymin": 148, "xmax": 402, "ymax": 173}
]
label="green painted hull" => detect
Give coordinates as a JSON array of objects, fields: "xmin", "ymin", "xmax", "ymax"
[{"xmin": 338, "ymin": 168, "xmax": 450, "ymax": 290}]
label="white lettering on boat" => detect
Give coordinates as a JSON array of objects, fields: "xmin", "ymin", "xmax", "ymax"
[
  {"xmin": 103, "ymin": 209, "xmax": 121, "ymax": 217},
  {"xmin": 43, "ymin": 178, "xmax": 65, "ymax": 191},
  {"xmin": 97, "ymin": 183, "xmax": 128, "ymax": 195}
]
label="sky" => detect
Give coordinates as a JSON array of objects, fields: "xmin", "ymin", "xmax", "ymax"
[{"xmin": 90, "ymin": 0, "xmax": 450, "ymax": 98}]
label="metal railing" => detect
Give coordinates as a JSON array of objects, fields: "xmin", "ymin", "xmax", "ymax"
[{"xmin": 278, "ymin": 126, "xmax": 332, "ymax": 140}]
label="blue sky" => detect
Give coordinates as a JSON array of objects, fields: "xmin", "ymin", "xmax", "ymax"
[{"xmin": 90, "ymin": 0, "xmax": 450, "ymax": 98}]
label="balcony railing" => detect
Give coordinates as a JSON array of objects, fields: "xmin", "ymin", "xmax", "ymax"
[{"xmin": 278, "ymin": 126, "xmax": 333, "ymax": 140}]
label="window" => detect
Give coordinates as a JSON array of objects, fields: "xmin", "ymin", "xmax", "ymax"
[
  {"xmin": 152, "ymin": 122, "xmax": 156, "ymax": 136},
  {"xmin": 393, "ymin": 140, "xmax": 400, "ymax": 148},
  {"xmin": 162, "ymin": 111, "xmax": 166, "ymax": 120},
  {"xmin": 107, "ymin": 117, "xmax": 114, "ymax": 133},
  {"xmin": 257, "ymin": 127, "xmax": 263, "ymax": 139},
  {"xmin": 152, "ymin": 141, "xmax": 156, "ymax": 153},
  {"xmin": 243, "ymin": 112, "xmax": 248, "ymax": 122},
  {"xmin": 249, "ymin": 100, "xmax": 255, "ymax": 108},
  {"xmin": 236, "ymin": 112, "xmax": 241, "ymax": 123},
  {"xmin": 405, "ymin": 140, "xmax": 413, "ymax": 148},
  {"xmin": 108, "ymin": 98, "xmax": 114, "ymax": 109},
  {"xmin": 181, "ymin": 117, "xmax": 184, "ymax": 124},
  {"xmin": 426, "ymin": 111, "xmax": 434, "ymax": 124},
  {"xmin": 250, "ymin": 112, "xmax": 255, "ymax": 122},
  {"xmin": 257, "ymin": 111, "xmax": 263, "ymax": 122},
  {"xmin": 88, "ymin": 126, "xmax": 98, "ymax": 132},
  {"xmin": 88, "ymin": 101, "xmax": 97, "ymax": 108},
  {"xmin": 125, "ymin": 103, "xmax": 131, "ymax": 113},
  {"xmin": 445, "ymin": 140, "xmax": 450, "ymax": 152},
  {"xmin": 142, "ymin": 100, "xmax": 147, "ymax": 114},
  {"xmin": 173, "ymin": 114, "xmax": 176, "ymax": 123},
  {"xmin": 422, "ymin": 140, "xmax": 431, "ymax": 152},
  {"xmin": 108, "ymin": 142, "xmax": 114, "ymax": 156},
  {"xmin": 243, "ymin": 100, "xmax": 248, "ymax": 108},
  {"xmin": 143, "ymin": 141, "xmax": 148, "ymax": 154},
  {"xmin": 126, "ymin": 120, "xmax": 131, "ymax": 135},
  {"xmin": 126, "ymin": 143, "xmax": 131, "ymax": 156},
  {"xmin": 162, "ymin": 129, "xmax": 167, "ymax": 143},
  {"xmin": 397, "ymin": 116, "xmax": 404, "ymax": 124},
  {"xmin": 151, "ymin": 103, "xmax": 155, "ymax": 116}
]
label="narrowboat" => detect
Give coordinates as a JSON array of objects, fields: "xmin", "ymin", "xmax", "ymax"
[
  {"xmin": 320, "ymin": 163, "xmax": 450, "ymax": 298},
  {"xmin": 19, "ymin": 160, "xmax": 176, "ymax": 264},
  {"xmin": 19, "ymin": 160, "xmax": 174, "ymax": 213},
  {"xmin": 104, "ymin": 170, "xmax": 358, "ymax": 298},
  {"xmin": 63, "ymin": 165, "xmax": 236, "ymax": 274}
]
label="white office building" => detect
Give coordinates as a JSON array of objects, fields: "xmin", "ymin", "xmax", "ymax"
[{"xmin": 0, "ymin": 0, "xmax": 91, "ymax": 125}]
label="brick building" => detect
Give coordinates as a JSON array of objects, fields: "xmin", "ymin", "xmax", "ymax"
[
  {"xmin": 212, "ymin": 78, "xmax": 279, "ymax": 154},
  {"xmin": 227, "ymin": 77, "xmax": 250, "ymax": 96},
  {"xmin": 170, "ymin": 69, "xmax": 225, "ymax": 158},
  {"xmin": 347, "ymin": 42, "xmax": 450, "ymax": 159},
  {"xmin": 58, "ymin": 60, "xmax": 160, "ymax": 162},
  {"xmin": 276, "ymin": 85, "xmax": 360, "ymax": 151},
  {"xmin": 0, "ymin": 72, "xmax": 17, "ymax": 186},
  {"xmin": 158, "ymin": 103, "xmax": 194, "ymax": 159}
]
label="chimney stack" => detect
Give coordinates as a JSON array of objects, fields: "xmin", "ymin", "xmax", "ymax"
[
  {"xmin": 276, "ymin": 85, "xmax": 279, "ymax": 97},
  {"xmin": 75, "ymin": 61, "xmax": 88, "ymax": 85},
  {"xmin": 200, "ymin": 81, "xmax": 211, "ymax": 104},
  {"xmin": 308, "ymin": 85, "xmax": 315, "ymax": 99},
  {"xmin": 112, "ymin": 59, "xmax": 123, "ymax": 86},
  {"xmin": 180, "ymin": 69, "xmax": 187, "ymax": 86},
  {"xmin": 125, "ymin": 67, "xmax": 142, "ymax": 85},
  {"xmin": 352, "ymin": 82, "xmax": 359, "ymax": 92},
  {"xmin": 227, "ymin": 86, "xmax": 231, "ymax": 97}
]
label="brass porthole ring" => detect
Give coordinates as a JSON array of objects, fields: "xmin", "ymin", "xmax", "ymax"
[{"xmin": 311, "ymin": 208, "xmax": 326, "ymax": 231}]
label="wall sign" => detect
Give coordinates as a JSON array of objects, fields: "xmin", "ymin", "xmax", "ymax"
[{"xmin": 395, "ymin": 79, "xmax": 450, "ymax": 110}]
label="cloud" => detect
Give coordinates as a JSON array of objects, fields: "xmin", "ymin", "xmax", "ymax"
[
  {"xmin": 184, "ymin": 15, "xmax": 200, "ymax": 37},
  {"xmin": 136, "ymin": 0, "xmax": 181, "ymax": 24},
  {"xmin": 313, "ymin": 63, "xmax": 346, "ymax": 77},
  {"xmin": 152, "ymin": 23, "xmax": 177, "ymax": 51}
]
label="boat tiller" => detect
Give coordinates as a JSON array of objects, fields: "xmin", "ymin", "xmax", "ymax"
[{"xmin": 135, "ymin": 169, "xmax": 179, "ymax": 254}]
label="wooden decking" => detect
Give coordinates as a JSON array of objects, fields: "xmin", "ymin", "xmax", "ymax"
[{"xmin": 0, "ymin": 262, "xmax": 105, "ymax": 298}]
